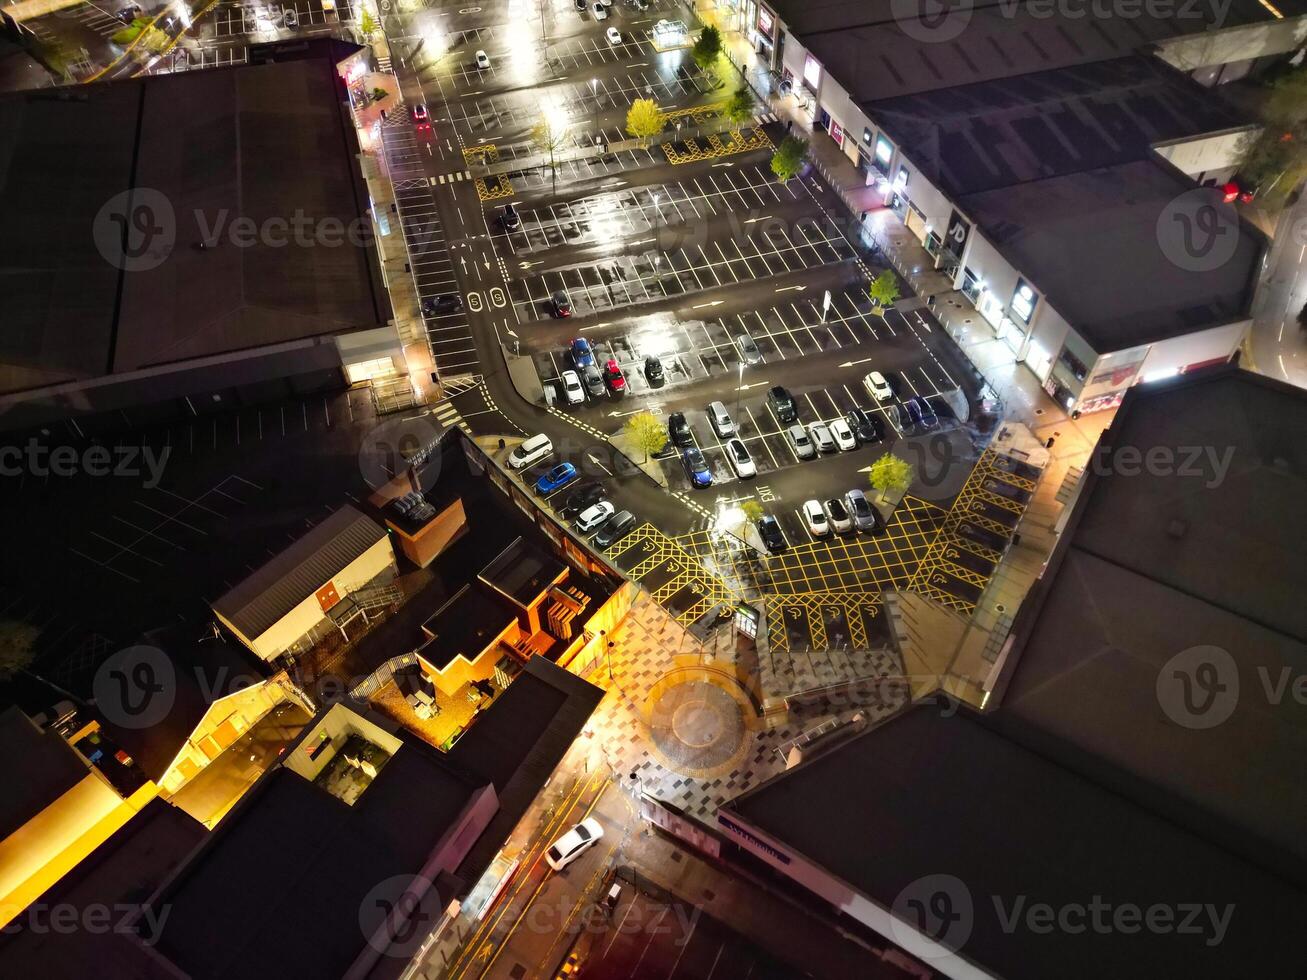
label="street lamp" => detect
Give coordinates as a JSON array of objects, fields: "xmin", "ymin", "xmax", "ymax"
[
  {"xmin": 651, "ymin": 191, "xmax": 660, "ymax": 227},
  {"xmin": 591, "ymin": 78, "xmax": 599, "ymax": 146},
  {"xmin": 735, "ymin": 361, "xmax": 745, "ymax": 428}
]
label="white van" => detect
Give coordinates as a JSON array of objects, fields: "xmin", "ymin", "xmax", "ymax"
[{"xmin": 509, "ymin": 433, "xmax": 553, "ymax": 469}]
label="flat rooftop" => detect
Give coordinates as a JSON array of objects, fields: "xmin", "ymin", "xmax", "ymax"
[
  {"xmin": 0, "ymin": 51, "xmax": 389, "ymax": 397},
  {"xmin": 869, "ymin": 56, "xmax": 1248, "ymax": 198},
  {"xmin": 768, "ymin": 0, "xmax": 1305, "ymax": 101},
  {"xmin": 992, "ymin": 367, "xmax": 1307, "ymax": 879},
  {"xmin": 0, "ymin": 706, "xmax": 91, "ymax": 841},
  {"xmin": 419, "ymin": 584, "xmax": 516, "ymax": 672},
  {"xmin": 957, "ymin": 160, "xmax": 1263, "ymax": 351},
  {"xmin": 479, "ymin": 537, "xmax": 567, "ymax": 608},
  {"xmin": 726, "ymin": 706, "xmax": 1306, "ymax": 979}
]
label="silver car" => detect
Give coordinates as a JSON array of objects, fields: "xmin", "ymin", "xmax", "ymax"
[
  {"xmin": 845, "ymin": 489, "xmax": 879, "ymax": 532},
  {"xmin": 737, "ymin": 334, "xmax": 763, "ymax": 366},
  {"xmin": 807, "ymin": 422, "xmax": 837, "ymax": 453},
  {"xmin": 787, "ymin": 424, "xmax": 816, "ymax": 460}
]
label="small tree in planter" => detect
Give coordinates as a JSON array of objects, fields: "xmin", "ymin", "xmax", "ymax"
[
  {"xmin": 770, "ymin": 135, "xmax": 808, "ymax": 183},
  {"xmin": 741, "ymin": 499, "xmax": 765, "ymax": 523},
  {"xmin": 869, "ymin": 452, "xmax": 914, "ymax": 507},
  {"xmin": 692, "ymin": 26, "xmax": 723, "ymax": 84},
  {"xmin": 727, "ymin": 86, "xmax": 755, "ymax": 133},
  {"xmin": 624, "ymin": 411, "xmax": 667, "ymax": 462},
  {"xmin": 869, "ymin": 269, "xmax": 900, "ymax": 315},
  {"xmin": 625, "ymin": 99, "xmax": 667, "ymax": 147}
]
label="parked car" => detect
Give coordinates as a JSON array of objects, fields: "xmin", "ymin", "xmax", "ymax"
[
  {"xmin": 574, "ymin": 0, "xmax": 586, "ymax": 9},
  {"xmin": 421, "ymin": 294, "xmax": 462, "ymax": 316},
  {"xmin": 913, "ymin": 396, "xmax": 939, "ymax": 428},
  {"xmin": 808, "ymin": 421, "xmax": 836, "ymax": 453},
  {"xmin": 551, "ymin": 292, "xmax": 573, "ymax": 318},
  {"xmin": 846, "ymin": 408, "xmax": 883, "ymax": 444},
  {"xmin": 737, "ymin": 334, "xmax": 763, "ymax": 366},
  {"xmin": 411, "ymin": 103, "xmax": 431, "ymax": 132},
  {"xmin": 644, "ymin": 355, "xmax": 665, "ymax": 387},
  {"xmin": 900, "ymin": 397, "xmax": 923, "ymax": 429},
  {"xmin": 682, "ymin": 447, "xmax": 712, "ymax": 488},
  {"xmin": 829, "ymin": 418, "xmax": 857, "ymax": 451},
  {"xmin": 668, "ymin": 412, "xmax": 693, "ymax": 448},
  {"xmin": 499, "ymin": 203, "xmax": 521, "ymax": 230},
  {"xmin": 824, "ymin": 497, "xmax": 853, "ymax": 534},
  {"xmin": 581, "ymin": 364, "xmax": 605, "ymax": 398},
  {"xmin": 546, "ymin": 818, "xmax": 604, "ymax": 871},
  {"xmin": 563, "ymin": 481, "xmax": 606, "ymax": 517},
  {"xmin": 787, "ymin": 424, "xmax": 816, "ymax": 460},
  {"xmin": 535, "ymin": 462, "xmax": 578, "ymax": 495},
  {"xmin": 592, "ymin": 1, "xmax": 608, "ymax": 18},
  {"xmin": 802, "ymin": 499, "xmax": 830, "ymax": 538},
  {"xmin": 569, "ymin": 337, "xmax": 594, "ymax": 369},
  {"xmin": 863, "ymin": 370, "xmax": 894, "ymax": 403},
  {"xmin": 594, "ymin": 510, "xmax": 636, "ymax": 548},
  {"xmin": 602, "ymin": 358, "xmax": 626, "ymax": 395},
  {"xmin": 605, "ymin": 26, "xmax": 622, "ymax": 44},
  {"xmin": 767, "ymin": 385, "xmax": 797, "ymax": 423},
  {"xmin": 757, "ymin": 515, "xmax": 786, "ymax": 552},
  {"xmin": 560, "ymin": 370, "xmax": 585, "ymax": 405},
  {"xmin": 509, "ymin": 433, "xmax": 553, "ymax": 469},
  {"xmin": 845, "ymin": 489, "xmax": 881, "ymax": 533},
  {"xmin": 726, "ymin": 438, "xmax": 756, "ymax": 478},
  {"xmin": 707, "ymin": 401, "xmax": 736, "ymax": 437},
  {"xmin": 475, "ymin": 50, "xmax": 491, "ymax": 69},
  {"xmin": 576, "ymin": 500, "xmax": 616, "ymax": 533}
]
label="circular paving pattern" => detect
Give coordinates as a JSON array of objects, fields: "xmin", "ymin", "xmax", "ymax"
[{"xmin": 648, "ymin": 680, "xmax": 749, "ymax": 776}]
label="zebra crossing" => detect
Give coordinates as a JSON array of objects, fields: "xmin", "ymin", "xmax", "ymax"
[
  {"xmin": 430, "ymin": 172, "xmax": 472, "ymax": 185},
  {"xmin": 378, "ymin": 110, "xmax": 481, "ymax": 382}
]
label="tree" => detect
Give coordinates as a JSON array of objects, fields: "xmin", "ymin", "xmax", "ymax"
[
  {"xmin": 726, "ymin": 87, "xmax": 755, "ymax": 132},
  {"xmin": 359, "ymin": 8, "xmax": 379, "ymax": 36},
  {"xmin": 770, "ymin": 135, "xmax": 808, "ymax": 183},
  {"xmin": 692, "ymin": 26, "xmax": 723, "ymax": 83},
  {"xmin": 869, "ymin": 453, "xmax": 914, "ymax": 500},
  {"xmin": 0, "ymin": 622, "xmax": 39, "ymax": 681},
  {"xmin": 868, "ymin": 269, "xmax": 901, "ymax": 314},
  {"xmin": 741, "ymin": 500, "xmax": 765, "ymax": 523},
  {"xmin": 531, "ymin": 115, "xmax": 570, "ymax": 196},
  {"xmin": 625, "ymin": 99, "xmax": 667, "ymax": 147},
  {"xmin": 624, "ymin": 411, "xmax": 667, "ymax": 462},
  {"xmin": 1236, "ymin": 64, "xmax": 1307, "ymax": 206}
]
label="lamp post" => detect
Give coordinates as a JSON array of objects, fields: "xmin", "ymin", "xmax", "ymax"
[
  {"xmin": 591, "ymin": 78, "xmax": 599, "ymax": 147},
  {"xmin": 735, "ymin": 360, "xmax": 745, "ymax": 429}
]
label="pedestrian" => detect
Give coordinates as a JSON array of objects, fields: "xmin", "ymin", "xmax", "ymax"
[{"xmin": 784, "ymin": 119, "xmax": 792, "ymax": 135}]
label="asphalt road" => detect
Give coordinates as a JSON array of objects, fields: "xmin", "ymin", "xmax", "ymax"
[{"xmin": 1249, "ymin": 189, "xmax": 1307, "ymax": 389}]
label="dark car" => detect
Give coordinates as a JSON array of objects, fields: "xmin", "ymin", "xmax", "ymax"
[
  {"xmin": 767, "ymin": 385, "xmax": 798, "ymax": 423},
  {"xmin": 551, "ymin": 291, "xmax": 573, "ymax": 318},
  {"xmin": 594, "ymin": 510, "xmax": 636, "ymax": 548},
  {"xmin": 411, "ymin": 103, "xmax": 431, "ymax": 132},
  {"xmin": 901, "ymin": 398, "xmax": 923, "ymax": 428},
  {"xmin": 500, "ymin": 203, "xmax": 521, "ymax": 230},
  {"xmin": 667, "ymin": 412, "xmax": 693, "ymax": 448},
  {"xmin": 682, "ymin": 447, "xmax": 712, "ymax": 488},
  {"xmin": 907, "ymin": 395, "xmax": 937, "ymax": 428},
  {"xmin": 562, "ymin": 481, "xmax": 606, "ymax": 517},
  {"xmin": 580, "ymin": 364, "xmax": 605, "ymax": 398},
  {"xmin": 574, "ymin": 0, "xmax": 586, "ymax": 8},
  {"xmin": 421, "ymin": 294, "xmax": 462, "ymax": 316},
  {"xmin": 757, "ymin": 515, "xmax": 785, "ymax": 553},
  {"xmin": 644, "ymin": 355, "xmax": 665, "ymax": 387},
  {"xmin": 846, "ymin": 408, "xmax": 883, "ymax": 444}
]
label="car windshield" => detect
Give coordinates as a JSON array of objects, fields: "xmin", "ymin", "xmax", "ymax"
[
  {"xmin": 732, "ymin": 443, "xmax": 747, "ymax": 461},
  {"xmin": 574, "ymin": 825, "xmax": 591, "ymax": 842},
  {"xmin": 548, "ymin": 846, "xmax": 562, "ymax": 862},
  {"xmin": 795, "ymin": 431, "xmax": 809, "ymax": 445},
  {"xmin": 828, "ymin": 501, "xmax": 847, "ymax": 519},
  {"xmin": 851, "ymin": 497, "xmax": 869, "ymax": 516}
]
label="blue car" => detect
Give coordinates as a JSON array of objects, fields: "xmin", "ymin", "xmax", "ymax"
[
  {"xmin": 682, "ymin": 447, "xmax": 712, "ymax": 488},
  {"xmin": 569, "ymin": 337, "xmax": 594, "ymax": 369},
  {"xmin": 535, "ymin": 462, "xmax": 578, "ymax": 495}
]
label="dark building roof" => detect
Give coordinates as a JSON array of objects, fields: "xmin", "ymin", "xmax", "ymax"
[
  {"xmin": 479, "ymin": 537, "xmax": 567, "ymax": 608},
  {"xmin": 768, "ymin": 0, "xmax": 1305, "ymax": 101},
  {"xmin": 869, "ymin": 56, "xmax": 1248, "ymax": 198},
  {"xmin": 957, "ymin": 160, "xmax": 1263, "ymax": 352},
  {"xmin": 0, "ymin": 706, "xmax": 92, "ymax": 841},
  {"xmin": 449, "ymin": 657, "xmax": 604, "ymax": 884},
  {"xmin": 212, "ymin": 505, "xmax": 390, "ymax": 640},
  {"xmin": 0, "ymin": 798, "xmax": 205, "ymax": 979},
  {"xmin": 0, "ymin": 48, "xmax": 389, "ymax": 398},
  {"xmin": 418, "ymin": 583, "xmax": 516, "ymax": 671},
  {"xmin": 149, "ymin": 728, "xmax": 488, "ymax": 980},
  {"xmin": 990, "ymin": 366, "xmax": 1307, "ymax": 877},
  {"xmin": 726, "ymin": 705, "xmax": 1306, "ymax": 980},
  {"xmin": 723, "ymin": 367, "xmax": 1307, "ymax": 979},
  {"xmin": 102, "ymin": 632, "xmax": 269, "ymax": 781}
]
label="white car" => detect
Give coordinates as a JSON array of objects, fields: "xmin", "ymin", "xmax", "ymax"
[
  {"xmin": 475, "ymin": 49, "xmax": 491, "ymax": 69},
  {"xmin": 802, "ymin": 499, "xmax": 830, "ymax": 538},
  {"xmin": 829, "ymin": 418, "xmax": 857, "ymax": 451},
  {"xmin": 726, "ymin": 438, "xmax": 756, "ymax": 478},
  {"xmin": 546, "ymin": 818, "xmax": 604, "ymax": 871},
  {"xmin": 576, "ymin": 501, "xmax": 616, "ymax": 533},
  {"xmin": 823, "ymin": 497, "xmax": 853, "ymax": 533},
  {"xmin": 863, "ymin": 370, "xmax": 894, "ymax": 403},
  {"xmin": 592, "ymin": 1, "xmax": 608, "ymax": 18},
  {"xmin": 605, "ymin": 26, "xmax": 622, "ymax": 44},
  {"xmin": 561, "ymin": 370, "xmax": 585, "ymax": 405},
  {"xmin": 807, "ymin": 421, "xmax": 836, "ymax": 453}
]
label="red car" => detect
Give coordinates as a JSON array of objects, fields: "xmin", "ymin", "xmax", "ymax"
[
  {"xmin": 602, "ymin": 358, "xmax": 626, "ymax": 395},
  {"xmin": 411, "ymin": 103, "xmax": 431, "ymax": 133}
]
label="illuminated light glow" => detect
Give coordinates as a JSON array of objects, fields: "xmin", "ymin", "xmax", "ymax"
[
  {"xmin": 874, "ymin": 135, "xmax": 893, "ymax": 164},
  {"xmin": 1258, "ymin": 0, "xmax": 1284, "ymax": 16},
  {"xmin": 803, "ymin": 54, "xmax": 821, "ymax": 89},
  {"xmin": 1142, "ymin": 367, "xmax": 1180, "ymax": 384}
]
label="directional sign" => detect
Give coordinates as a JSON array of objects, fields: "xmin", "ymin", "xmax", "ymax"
[
  {"xmin": 838, "ymin": 356, "xmax": 876, "ymax": 368},
  {"xmin": 466, "ymin": 291, "xmax": 483, "ymax": 312}
]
